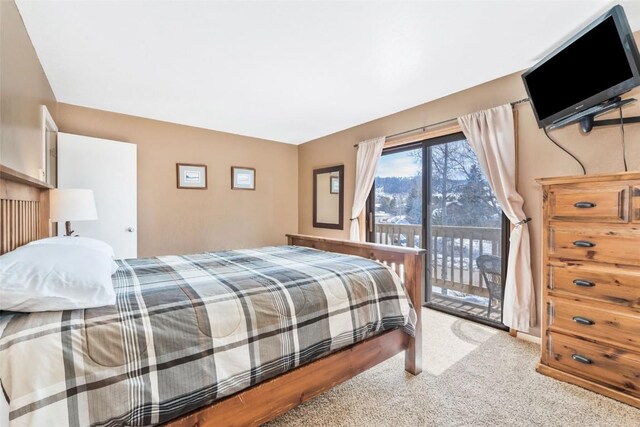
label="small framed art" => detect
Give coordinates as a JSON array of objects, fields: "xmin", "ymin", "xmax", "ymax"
[
  {"xmin": 177, "ymin": 163, "xmax": 207, "ymax": 189},
  {"xmin": 231, "ymin": 166, "xmax": 256, "ymax": 190}
]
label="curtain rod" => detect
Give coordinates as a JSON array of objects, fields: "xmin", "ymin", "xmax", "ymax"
[{"xmin": 353, "ymin": 98, "xmax": 530, "ymax": 147}]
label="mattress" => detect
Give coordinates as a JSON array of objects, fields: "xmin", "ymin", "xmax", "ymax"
[{"xmin": 0, "ymin": 245, "xmax": 416, "ymax": 426}]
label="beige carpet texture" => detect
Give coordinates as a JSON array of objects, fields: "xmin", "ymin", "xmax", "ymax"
[{"xmin": 267, "ymin": 309, "xmax": 639, "ymax": 427}]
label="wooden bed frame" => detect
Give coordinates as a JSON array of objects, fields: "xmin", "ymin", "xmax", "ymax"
[
  {"xmin": 0, "ymin": 167, "xmax": 426, "ymax": 427},
  {"xmin": 168, "ymin": 235, "xmax": 425, "ymax": 426}
]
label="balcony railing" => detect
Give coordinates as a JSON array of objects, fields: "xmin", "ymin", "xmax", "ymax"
[{"xmin": 374, "ymin": 223, "xmax": 501, "ymax": 298}]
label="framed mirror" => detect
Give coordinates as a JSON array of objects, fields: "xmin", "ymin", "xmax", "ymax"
[{"xmin": 313, "ymin": 165, "xmax": 344, "ymax": 229}]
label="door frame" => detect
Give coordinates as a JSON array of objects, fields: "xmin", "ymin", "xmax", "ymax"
[{"xmin": 366, "ymin": 132, "xmax": 510, "ymax": 330}]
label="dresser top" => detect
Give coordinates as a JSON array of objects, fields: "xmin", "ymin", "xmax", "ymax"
[{"xmin": 536, "ymin": 170, "xmax": 640, "ymax": 186}]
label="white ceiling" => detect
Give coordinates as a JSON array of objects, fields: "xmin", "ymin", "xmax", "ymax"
[{"xmin": 16, "ymin": 0, "xmax": 640, "ymax": 145}]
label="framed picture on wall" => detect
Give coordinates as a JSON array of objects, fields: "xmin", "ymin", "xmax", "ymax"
[
  {"xmin": 177, "ymin": 163, "xmax": 207, "ymax": 189},
  {"xmin": 330, "ymin": 176, "xmax": 340, "ymax": 194},
  {"xmin": 231, "ymin": 166, "xmax": 256, "ymax": 190}
]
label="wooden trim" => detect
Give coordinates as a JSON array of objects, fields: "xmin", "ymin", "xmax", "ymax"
[
  {"xmin": 231, "ymin": 166, "xmax": 256, "ymax": 191},
  {"xmin": 536, "ymin": 171, "xmax": 640, "ymax": 186},
  {"xmin": 40, "ymin": 189, "xmax": 52, "ymax": 238},
  {"xmin": 0, "ymin": 176, "xmax": 51, "ymax": 254},
  {"xmin": 0, "ymin": 164, "xmax": 53, "ymax": 189},
  {"xmin": 384, "ymin": 123, "xmax": 461, "ymax": 149},
  {"xmin": 540, "ymin": 183, "xmax": 551, "ymax": 365},
  {"xmin": 312, "ymin": 165, "xmax": 344, "ymax": 230},
  {"xmin": 287, "ymin": 233, "xmax": 427, "ymax": 256},
  {"xmin": 166, "ymin": 234, "xmax": 426, "ymax": 426},
  {"xmin": 176, "ymin": 163, "xmax": 208, "ymax": 190},
  {"xmin": 536, "ymin": 364, "xmax": 640, "ymax": 409}
]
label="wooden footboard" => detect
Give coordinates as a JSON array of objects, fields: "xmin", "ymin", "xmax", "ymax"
[
  {"xmin": 168, "ymin": 235, "xmax": 426, "ymax": 427},
  {"xmin": 286, "ymin": 234, "xmax": 425, "ymax": 375}
]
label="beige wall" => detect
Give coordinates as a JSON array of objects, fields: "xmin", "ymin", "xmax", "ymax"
[
  {"xmin": 56, "ymin": 103, "xmax": 298, "ymax": 257},
  {"xmin": 0, "ymin": 0, "xmax": 57, "ymax": 179},
  {"xmin": 298, "ymin": 33, "xmax": 640, "ymax": 337}
]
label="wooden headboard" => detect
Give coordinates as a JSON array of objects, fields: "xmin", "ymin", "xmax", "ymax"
[{"xmin": 0, "ymin": 165, "xmax": 52, "ymax": 254}]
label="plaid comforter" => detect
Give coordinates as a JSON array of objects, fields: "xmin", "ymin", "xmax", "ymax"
[{"xmin": 0, "ymin": 246, "xmax": 415, "ymax": 426}]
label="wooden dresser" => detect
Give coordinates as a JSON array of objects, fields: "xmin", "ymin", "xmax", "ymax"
[{"xmin": 537, "ymin": 172, "xmax": 640, "ymax": 408}]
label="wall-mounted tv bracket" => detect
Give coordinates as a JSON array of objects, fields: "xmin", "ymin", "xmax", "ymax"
[
  {"xmin": 546, "ymin": 97, "xmax": 639, "ymax": 133},
  {"xmin": 579, "ymin": 97, "xmax": 639, "ymax": 133}
]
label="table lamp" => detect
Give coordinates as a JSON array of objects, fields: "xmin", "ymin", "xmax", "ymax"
[{"xmin": 49, "ymin": 189, "xmax": 98, "ymax": 236}]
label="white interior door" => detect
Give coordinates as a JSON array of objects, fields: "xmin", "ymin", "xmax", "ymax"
[{"xmin": 57, "ymin": 133, "xmax": 137, "ymax": 259}]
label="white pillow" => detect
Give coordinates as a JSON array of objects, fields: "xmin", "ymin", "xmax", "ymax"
[
  {"xmin": 0, "ymin": 245, "xmax": 116, "ymax": 312},
  {"xmin": 28, "ymin": 237, "xmax": 119, "ymax": 274},
  {"xmin": 28, "ymin": 236, "xmax": 115, "ymax": 257}
]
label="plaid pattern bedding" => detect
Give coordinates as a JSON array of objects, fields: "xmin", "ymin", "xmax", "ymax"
[{"xmin": 0, "ymin": 246, "xmax": 416, "ymax": 426}]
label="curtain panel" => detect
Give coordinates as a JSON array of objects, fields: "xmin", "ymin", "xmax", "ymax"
[
  {"xmin": 458, "ymin": 105, "xmax": 536, "ymax": 332},
  {"xmin": 350, "ymin": 137, "xmax": 385, "ymax": 241}
]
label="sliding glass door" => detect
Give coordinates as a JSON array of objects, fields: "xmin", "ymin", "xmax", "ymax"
[{"xmin": 367, "ymin": 133, "xmax": 508, "ymax": 327}]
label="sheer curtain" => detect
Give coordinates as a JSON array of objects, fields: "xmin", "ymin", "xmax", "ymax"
[
  {"xmin": 350, "ymin": 137, "xmax": 385, "ymax": 241},
  {"xmin": 458, "ymin": 105, "xmax": 536, "ymax": 332}
]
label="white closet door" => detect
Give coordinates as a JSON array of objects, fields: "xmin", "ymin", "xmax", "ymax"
[{"xmin": 57, "ymin": 133, "xmax": 137, "ymax": 259}]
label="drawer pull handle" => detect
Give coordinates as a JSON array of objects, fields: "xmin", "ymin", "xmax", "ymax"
[
  {"xmin": 572, "ymin": 316, "xmax": 595, "ymax": 325},
  {"xmin": 574, "ymin": 202, "xmax": 596, "ymax": 208},
  {"xmin": 571, "ymin": 354, "xmax": 593, "ymax": 364},
  {"xmin": 573, "ymin": 240, "xmax": 595, "ymax": 248},
  {"xmin": 573, "ymin": 279, "xmax": 595, "ymax": 287}
]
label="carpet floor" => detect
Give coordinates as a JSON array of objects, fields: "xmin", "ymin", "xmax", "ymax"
[{"xmin": 267, "ymin": 309, "xmax": 639, "ymax": 426}]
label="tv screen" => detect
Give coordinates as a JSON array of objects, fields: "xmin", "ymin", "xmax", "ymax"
[{"xmin": 522, "ymin": 5, "xmax": 640, "ymax": 128}]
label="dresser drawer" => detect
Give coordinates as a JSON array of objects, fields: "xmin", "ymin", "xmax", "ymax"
[
  {"xmin": 548, "ymin": 297, "xmax": 640, "ymax": 350},
  {"xmin": 549, "ymin": 186, "xmax": 629, "ymax": 223},
  {"xmin": 549, "ymin": 227, "xmax": 640, "ymax": 266},
  {"xmin": 549, "ymin": 264, "xmax": 640, "ymax": 308},
  {"xmin": 547, "ymin": 332, "xmax": 640, "ymax": 397}
]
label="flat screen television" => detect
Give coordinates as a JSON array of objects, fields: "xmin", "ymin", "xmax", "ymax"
[{"xmin": 522, "ymin": 5, "xmax": 640, "ymax": 129}]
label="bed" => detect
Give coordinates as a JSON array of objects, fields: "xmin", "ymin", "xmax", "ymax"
[{"xmin": 0, "ymin": 166, "xmax": 425, "ymax": 427}]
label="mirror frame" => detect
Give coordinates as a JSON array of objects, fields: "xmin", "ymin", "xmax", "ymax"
[
  {"xmin": 41, "ymin": 105, "xmax": 58, "ymax": 186},
  {"xmin": 313, "ymin": 165, "xmax": 344, "ymax": 230}
]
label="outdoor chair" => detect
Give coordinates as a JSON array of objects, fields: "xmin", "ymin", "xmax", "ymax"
[{"xmin": 475, "ymin": 255, "xmax": 504, "ymax": 318}]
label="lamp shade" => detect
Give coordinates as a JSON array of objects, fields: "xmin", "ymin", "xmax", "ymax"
[{"xmin": 50, "ymin": 189, "xmax": 98, "ymax": 222}]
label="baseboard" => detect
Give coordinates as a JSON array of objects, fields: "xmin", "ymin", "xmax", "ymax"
[{"xmin": 515, "ymin": 331, "xmax": 542, "ymax": 345}]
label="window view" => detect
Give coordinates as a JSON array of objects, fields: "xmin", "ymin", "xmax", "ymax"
[
  {"xmin": 370, "ymin": 135, "xmax": 506, "ymax": 325},
  {"xmin": 372, "ymin": 147, "xmax": 422, "ymax": 247}
]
